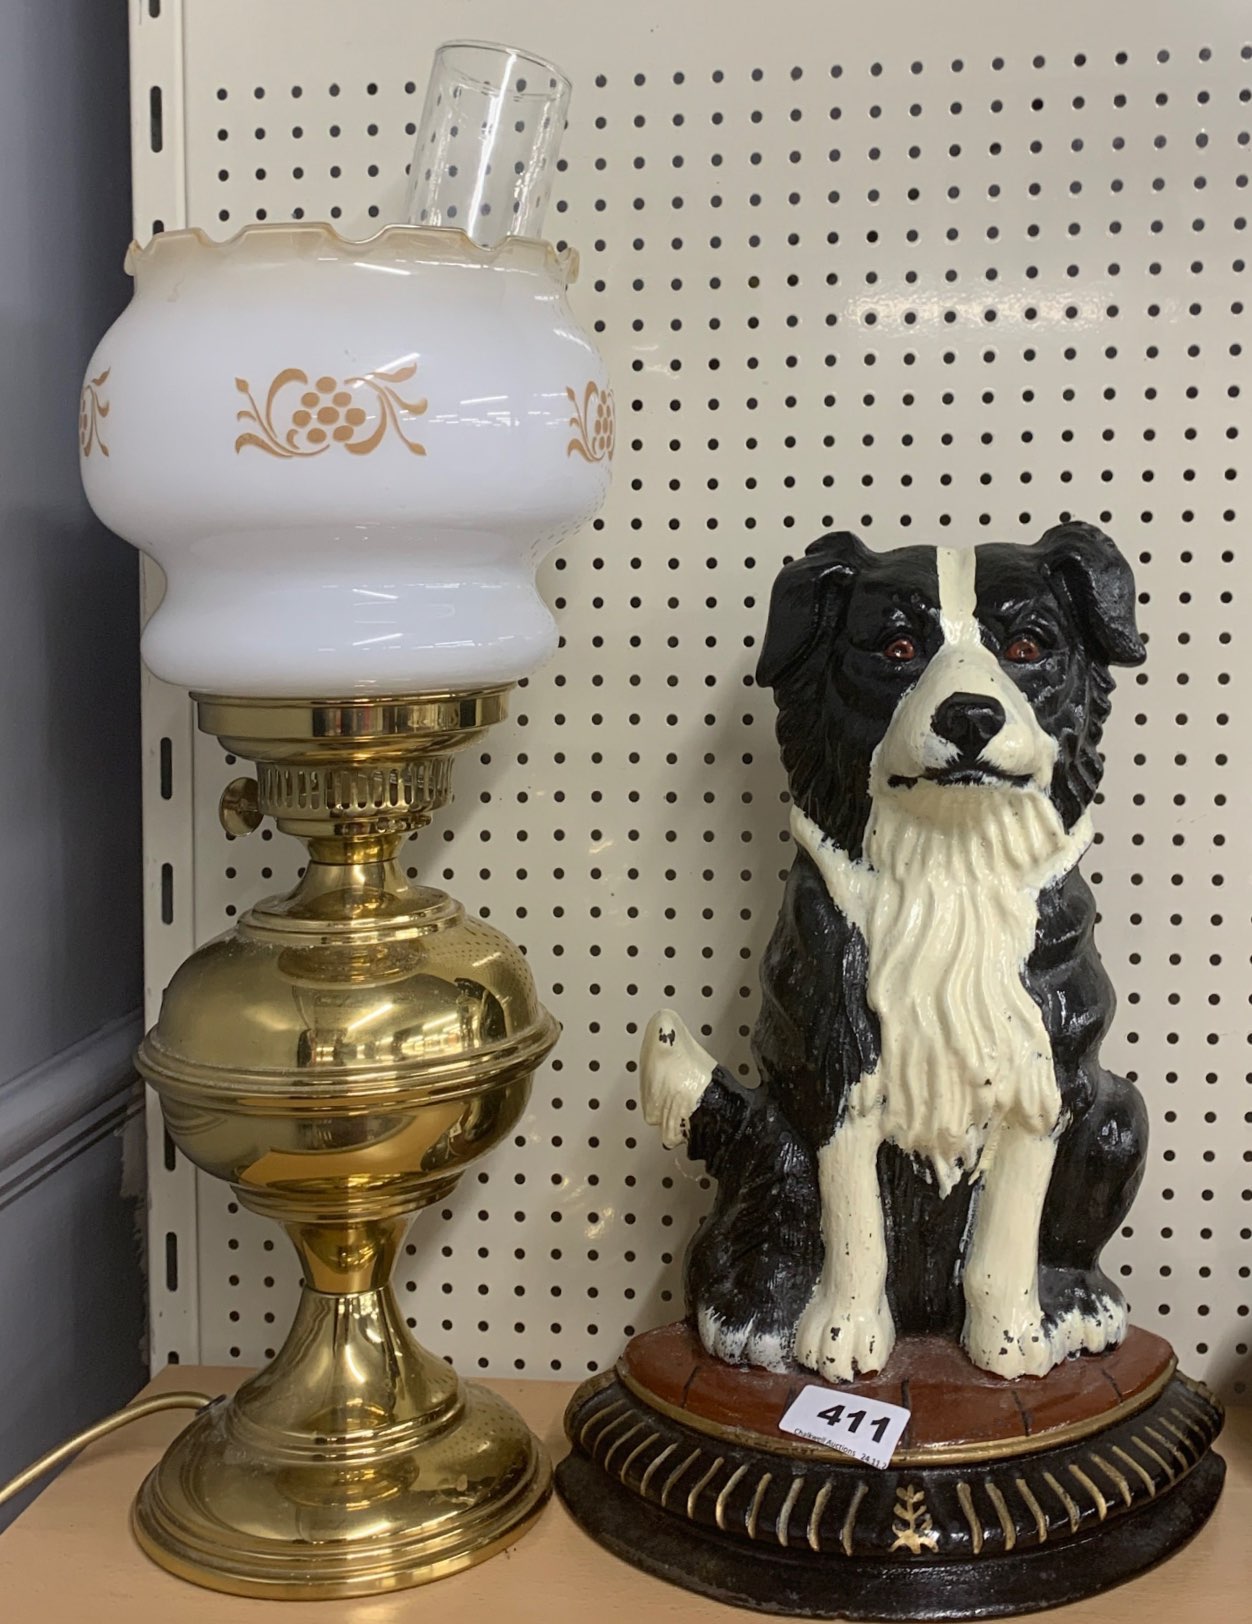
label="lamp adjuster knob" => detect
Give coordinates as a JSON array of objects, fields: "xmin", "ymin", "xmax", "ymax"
[{"xmin": 219, "ymin": 776, "xmax": 263, "ymax": 837}]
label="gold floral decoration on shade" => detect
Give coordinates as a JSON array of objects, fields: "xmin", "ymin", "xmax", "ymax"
[
  {"xmin": 80, "ymin": 368, "xmax": 111, "ymax": 458},
  {"xmin": 566, "ymin": 381, "xmax": 615, "ymax": 463},
  {"xmin": 235, "ymin": 364, "xmax": 428, "ymax": 458}
]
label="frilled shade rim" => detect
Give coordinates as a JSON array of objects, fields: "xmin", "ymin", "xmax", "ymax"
[{"xmin": 125, "ymin": 221, "xmax": 578, "ymax": 284}]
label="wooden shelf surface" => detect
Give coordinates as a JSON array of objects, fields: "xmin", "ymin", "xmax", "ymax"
[{"xmin": 1, "ymin": 1365, "xmax": 1247, "ymax": 1621}]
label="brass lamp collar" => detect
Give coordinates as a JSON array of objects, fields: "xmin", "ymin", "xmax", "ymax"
[{"xmin": 197, "ymin": 689, "xmax": 510, "ymax": 843}]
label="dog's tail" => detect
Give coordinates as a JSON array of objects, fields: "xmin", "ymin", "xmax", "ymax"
[{"xmin": 639, "ymin": 1008, "xmax": 719, "ymax": 1147}]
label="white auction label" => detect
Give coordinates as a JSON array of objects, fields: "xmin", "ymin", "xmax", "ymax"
[{"xmin": 778, "ymin": 1386, "xmax": 911, "ymax": 1469}]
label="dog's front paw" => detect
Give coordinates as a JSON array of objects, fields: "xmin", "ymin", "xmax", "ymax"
[
  {"xmin": 640, "ymin": 1008, "xmax": 716, "ymax": 1147},
  {"xmin": 793, "ymin": 1292, "xmax": 895, "ymax": 1382},
  {"xmin": 964, "ymin": 1307, "xmax": 1062, "ymax": 1379}
]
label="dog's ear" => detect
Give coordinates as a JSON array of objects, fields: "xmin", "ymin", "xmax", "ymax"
[
  {"xmin": 1033, "ymin": 520, "xmax": 1146, "ymax": 667},
  {"xmin": 755, "ymin": 531, "xmax": 873, "ymax": 688}
]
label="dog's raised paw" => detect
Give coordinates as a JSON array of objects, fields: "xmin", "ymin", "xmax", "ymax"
[
  {"xmin": 793, "ymin": 1294, "xmax": 896, "ymax": 1383},
  {"xmin": 640, "ymin": 1008, "xmax": 716, "ymax": 1147}
]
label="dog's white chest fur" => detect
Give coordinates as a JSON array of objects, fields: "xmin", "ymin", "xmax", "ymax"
[{"xmin": 800, "ymin": 793, "xmax": 1083, "ymax": 1195}]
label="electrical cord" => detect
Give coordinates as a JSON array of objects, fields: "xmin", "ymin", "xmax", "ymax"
[{"xmin": 0, "ymin": 1391, "xmax": 217, "ymax": 1510}]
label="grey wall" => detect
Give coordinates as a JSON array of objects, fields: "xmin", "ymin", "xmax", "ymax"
[{"xmin": 0, "ymin": 1, "xmax": 145, "ymax": 1519}]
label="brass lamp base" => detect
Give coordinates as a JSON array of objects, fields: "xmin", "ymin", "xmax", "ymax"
[
  {"xmin": 133, "ymin": 1287, "xmax": 549, "ymax": 1599},
  {"xmin": 135, "ymin": 691, "xmax": 555, "ymax": 1598}
]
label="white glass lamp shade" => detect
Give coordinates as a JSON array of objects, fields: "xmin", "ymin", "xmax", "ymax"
[{"xmin": 79, "ymin": 225, "xmax": 613, "ymax": 696}]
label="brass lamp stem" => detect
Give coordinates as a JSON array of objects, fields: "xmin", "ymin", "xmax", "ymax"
[{"xmin": 282, "ymin": 1216, "xmax": 408, "ymax": 1296}]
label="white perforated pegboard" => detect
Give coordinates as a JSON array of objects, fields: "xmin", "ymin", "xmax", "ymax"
[{"xmin": 130, "ymin": 0, "xmax": 1250, "ymax": 1399}]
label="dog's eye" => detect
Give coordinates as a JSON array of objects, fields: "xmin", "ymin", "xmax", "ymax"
[
  {"xmin": 1004, "ymin": 634, "xmax": 1045, "ymax": 664},
  {"xmin": 881, "ymin": 635, "xmax": 918, "ymax": 663}
]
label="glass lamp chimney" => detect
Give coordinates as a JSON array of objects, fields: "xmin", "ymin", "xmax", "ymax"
[{"xmin": 405, "ymin": 41, "xmax": 571, "ymax": 247}]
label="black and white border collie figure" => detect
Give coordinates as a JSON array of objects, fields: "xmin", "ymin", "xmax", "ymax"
[{"xmin": 642, "ymin": 523, "xmax": 1149, "ymax": 1382}]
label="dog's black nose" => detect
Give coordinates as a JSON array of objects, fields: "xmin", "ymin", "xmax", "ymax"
[{"xmin": 932, "ymin": 692, "xmax": 1006, "ymax": 758}]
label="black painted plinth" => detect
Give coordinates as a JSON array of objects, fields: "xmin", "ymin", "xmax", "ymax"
[{"xmin": 556, "ymin": 1366, "xmax": 1225, "ymax": 1621}]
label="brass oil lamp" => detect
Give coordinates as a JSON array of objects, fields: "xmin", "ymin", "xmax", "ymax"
[{"xmin": 79, "ymin": 41, "xmax": 612, "ymax": 1597}]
